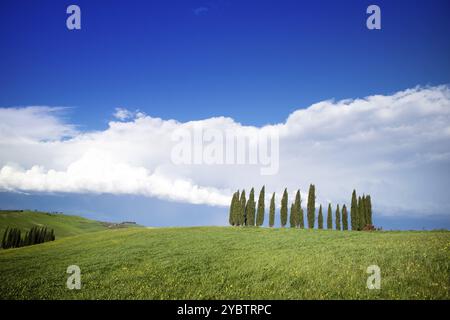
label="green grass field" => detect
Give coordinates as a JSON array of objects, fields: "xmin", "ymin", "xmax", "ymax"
[{"xmin": 0, "ymin": 212, "xmax": 449, "ymax": 300}]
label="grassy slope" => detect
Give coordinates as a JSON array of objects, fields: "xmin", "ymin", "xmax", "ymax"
[
  {"xmin": 0, "ymin": 227, "xmax": 448, "ymax": 299},
  {"xmin": 0, "ymin": 210, "xmax": 126, "ymax": 239}
]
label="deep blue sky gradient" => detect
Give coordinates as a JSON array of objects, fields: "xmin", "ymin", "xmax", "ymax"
[{"xmin": 1, "ymin": 0, "xmax": 449, "ymax": 128}]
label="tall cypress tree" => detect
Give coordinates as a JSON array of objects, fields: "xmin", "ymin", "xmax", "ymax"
[
  {"xmin": 246, "ymin": 188, "xmax": 256, "ymax": 226},
  {"xmin": 363, "ymin": 195, "xmax": 368, "ymax": 229},
  {"xmin": 358, "ymin": 196, "xmax": 364, "ymax": 230},
  {"xmin": 299, "ymin": 208, "xmax": 305, "ymax": 229},
  {"xmin": 307, "ymin": 184, "xmax": 316, "ymax": 229},
  {"xmin": 229, "ymin": 192, "xmax": 237, "ymax": 226},
  {"xmin": 366, "ymin": 195, "xmax": 372, "ymax": 225},
  {"xmin": 290, "ymin": 203, "xmax": 296, "ymax": 227},
  {"xmin": 239, "ymin": 190, "xmax": 246, "ymax": 226},
  {"xmin": 318, "ymin": 204, "xmax": 323, "ymax": 229},
  {"xmin": 1, "ymin": 226, "xmax": 8, "ymax": 248},
  {"xmin": 234, "ymin": 190, "xmax": 240, "ymax": 226},
  {"xmin": 350, "ymin": 190, "xmax": 358, "ymax": 230},
  {"xmin": 269, "ymin": 192, "xmax": 275, "ymax": 227},
  {"xmin": 294, "ymin": 190, "xmax": 301, "ymax": 228},
  {"xmin": 280, "ymin": 188, "xmax": 288, "ymax": 227},
  {"xmin": 335, "ymin": 204, "xmax": 341, "ymax": 230},
  {"xmin": 342, "ymin": 204, "xmax": 348, "ymax": 230},
  {"xmin": 327, "ymin": 203, "xmax": 332, "ymax": 230},
  {"xmin": 256, "ymin": 186, "xmax": 265, "ymax": 227}
]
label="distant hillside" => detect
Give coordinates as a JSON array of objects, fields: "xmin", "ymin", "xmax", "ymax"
[{"xmin": 0, "ymin": 210, "xmax": 141, "ymax": 239}]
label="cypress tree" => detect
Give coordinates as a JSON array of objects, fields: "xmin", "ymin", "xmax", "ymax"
[
  {"xmin": 256, "ymin": 186, "xmax": 265, "ymax": 227},
  {"xmin": 1, "ymin": 226, "xmax": 9, "ymax": 248},
  {"xmin": 280, "ymin": 188, "xmax": 288, "ymax": 227},
  {"xmin": 246, "ymin": 188, "xmax": 256, "ymax": 226},
  {"xmin": 5, "ymin": 228, "xmax": 12, "ymax": 248},
  {"xmin": 335, "ymin": 204, "xmax": 341, "ymax": 230},
  {"xmin": 234, "ymin": 190, "xmax": 240, "ymax": 226},
  {"xmin": 294, "ymin": 190, "xmax": 301, "ymax": 228},
  {"xmin": 299, "ymin": 207, "xmax": 305, "ymax": 229},
  {"xmin": 229, "ymin": 192, "xmax": 237, "ymax": 226},
  {"xmin": 290, "ymin": 203, "xmax": 296, "ymax": 227},
  {"xmin": 269, "ymin": 192, "xmax": 275, "ymax": 227},
  {"xmin": 363, "ymin": 195, "xmax": 368, "ymax": 229},
  {"xmin": 14, "ymin": 228, "xmax": 21, "ymax": 248},
  {"xmin": 41, "ymin": 227, "xmax": 47, "ymax": 243},
  {"xmin": 31, "ymin": 226, "xmax": 37, "ymax": 245},
  {"xmin": 307, "ymin": 184, "xmax": 316, "ymax": 229},
  {"xmin": 342, "ymin": 204, "xmax": 348, "ymax": 230},
  {"xmin": 318, "ymin": 204, "xmax": 323, "ymax": 229},
  {"xmin": 23, "ymin": 230, "xmax": 29, "ymax": 246},
  {"xmin": 366, "ymin": 195, "xmax": 373, "ymax": 225},
  {"xmin": 13, "ymin": 228, "xmax": 19, "ymax": 247},
  {"xmin": 350, "ymin": 190, "xmax": 358, "ymax": 230},
  {"xmin": 9, "ymin": 228, "xmax": 16, "ymax": 248},
  {"xmin": 327, "ymin": 203, "xmax": 332, "ymax": 230},
  {"xmin": 6, "ymin": 228, "xmax": 12, "ymax": 248},
  {"xmin": 239, "ymin": 190, "xmax": 246, "ymax": 226},
  {"xmin": 358, "ymin": 196, "xmax": 364, "ymax": 230}
]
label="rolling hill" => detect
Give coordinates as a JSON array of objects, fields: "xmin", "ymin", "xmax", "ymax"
[{"xmin": 0, "ymin": 210, "xmax": 139, "ymax": 239}]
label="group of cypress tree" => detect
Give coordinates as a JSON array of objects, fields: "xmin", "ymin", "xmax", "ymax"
[
  {"xmin": 350, "ymin": 190, "xmax": 373, "ymax": 230},
  {"xmin": 1, "ymin": 226, "xmax": 55, "ymax": 249},
  {"xmin": 229, "ymin": 187, "xmax": 267, "ymax": 226},
  {"xmin": 229, "ymin": 186, "xmax": 373, "ymax": 231}
]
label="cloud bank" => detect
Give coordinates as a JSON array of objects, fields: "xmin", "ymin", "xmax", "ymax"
[{"xmin": 1, "ymin": 85, "xmax": 450, "ymax": 217}]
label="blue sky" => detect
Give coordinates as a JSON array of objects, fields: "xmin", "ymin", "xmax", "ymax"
[
  {"xmin": 1, "ymin": 0, "xmax": 449, "ymax": 127},
  {"xmin": 0, "ymin": 0, "xmax": 449, "ymax": 229}
]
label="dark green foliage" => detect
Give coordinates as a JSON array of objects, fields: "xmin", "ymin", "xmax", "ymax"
[
  {"xmin": 234, "ymin": 190, "xmax": 240, "ymax": 226},
  {"xmin": 335, "ymin": 204, "xmax": 341, "ymax": 230},
  {"xmin": 359, "ymin": 196, "xmax": 367, "ymax": 230},
  {"xmin": 350, "ymin": 190, "xmax": 358, "ymax": 230},
  {"xmin": 239, "ymin": 190, "xmax": 246, "ymax": 226},
  {"xmin": 290, "ymin": 190, "xmax": 301, "ymax": 228},
  {"xmin": 1, "ymin": 226, "xmax": 55, "ymax": 249},
  {"xmin": 318, "ymin": 205, "xmax": 323, "ymax": 229},
  {"xmin": 227, "ymin": 187, "xmax": 373, "ymax": 232},
  {"xmin": 256, "ymin": 186, "xmax": 265, "ymax": 227},
  {"xmin": 280, "ymin": 188, "xmax": 288, "ymax": 227},
  {"xmin": 246, "ymin": 188, "xmax": 256, "ymax": 226},
  {"xmin": 307, "ymin": 184, "xmax": 316, "ymax": 229},
  {"xmin": 290, "ymin": 203, "xmax": 296, "ymax": 228},
  {"xmin": 293, "ymin": 190, "xmax": 302, "ymax": 228},
  {"xmin": 234, "ymin": 191, "xmax": 241, "ymax": 226},
  {"xmin": 269, "ymin": 193, "xmax": 275, "ymax": 227},
  {"xmin": 299, "ymin": 206, "xmax": 305, "ymax": 229},
  {"xmin": 228, "ymin": 192, "xmax": 238, "ymax": 226},
  {"xmin": 366, "ymin": 195, "xmax": 373, "ymax": 225},
  {"xmin": 1, "ymin": 226, "xmax": 9, "ymax": 248},
  {"xmin": 327, "ymin": 203, "xmax": 332, "ymax": 230},
  {"xmin": 342, "ymin": 204, "xmax": 348, "ymax": 230},
  {"xmin": 357, "ymin": 196, "xmax": 363, "ymax": 230}
]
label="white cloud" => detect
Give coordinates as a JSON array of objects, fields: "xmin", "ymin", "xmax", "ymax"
[
  {"xmin": 0, "ymin": 85, "xmax": 450, "ymax": 217},
  {"xmin": 0, "ymin": 106, "xmax": 77, "ymax": 142},
  {"xmin": 113, "ymin": 107, "xmax": 146, "ymax": 121}
]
